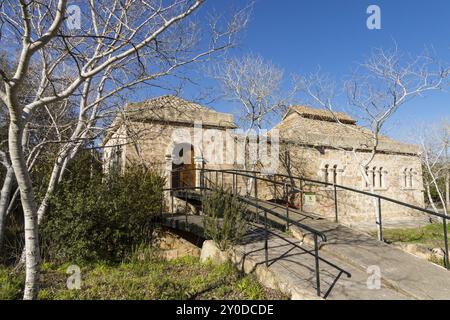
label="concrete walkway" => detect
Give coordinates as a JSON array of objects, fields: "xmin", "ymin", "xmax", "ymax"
[
  {"xmin": 247, "ymin": 200, "xmax": 450, "ymax": 299},
  {"xmin": 163, "ymin": 196, "xmax": 450, "ymax": 300}
]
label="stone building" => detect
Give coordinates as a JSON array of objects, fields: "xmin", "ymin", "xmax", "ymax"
[
  {"xmin": 103, "ymin": 95, "xmax": 237, "ymax": 189},
  {"xmin": 269, "ymin": 106, "xmax": 425, "ymax": 228},
  {"xmin": 103, "ymin": 95, "xmax": 425, "ymax": 228}
]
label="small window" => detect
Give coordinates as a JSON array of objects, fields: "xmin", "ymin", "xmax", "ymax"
[
  {"xmin": 110, "ymin": 145, "xmax": 123, "ymax": 173},
  {"xmin": 379, "ymin": 167, "xmax": 383, "ymax": 188},
  {"xmin": 324, "ymin": 164, "xmax": 329, "ymax": 183},
  {"xmin": 333, "ymin": 165, "xmax": 338, "ymax": 184},
  {"xmin": 364, "ymin": 166, "xmax": 387, "ymax": 189},
  {"xmin": 401, "ymin": 168, "xmax": 416, "ymax": 189},
  {"xmin": 322, "ymin": 164, "xmax": 342, "ymax": 185}
]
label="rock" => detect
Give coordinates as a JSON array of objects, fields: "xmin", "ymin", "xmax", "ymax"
[
  {"xmin": 431, "ymin": 247, "xmax": 445, "ymax": 259},
  {"xmin": 157, "ymin": 230, "xmax": 201, "ymax": 260},
  {"xmin": 200, "ymin": 240, "xmax": 229, "ymax": 264}
]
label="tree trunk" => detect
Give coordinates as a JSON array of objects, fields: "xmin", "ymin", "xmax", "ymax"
[
  {"xmin": 0, "ymin": 166, "xmax": 15, "ymax": 252},
  {"xmin": 36, "ymin": 153, "xmax": 66, "ymax": 222},
  {"xmin": 8, "ymin": 121, "xmax": 40, "ymax": 300}
]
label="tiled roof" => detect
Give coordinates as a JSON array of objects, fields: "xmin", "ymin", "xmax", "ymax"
[
  {"xmin": 123, "ymin": 95, "xmax": 237, "ymax": 128},
  {"xmin": 284, "ymin": 105, "xmax": 356, "ymax": 124},
  {"xmin": 272, "ymin": 106, "xmax": 419, "ymax": 155}
]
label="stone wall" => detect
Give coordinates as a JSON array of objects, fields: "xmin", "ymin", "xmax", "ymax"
[{"xmin": 104, "ymin": 119, "xmax": 426, "ymax": 229}]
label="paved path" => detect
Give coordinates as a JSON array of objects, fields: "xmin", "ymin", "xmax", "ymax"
[{"xmin": 163, "ymin": 194, "xmax": 450, "ymax": 300}]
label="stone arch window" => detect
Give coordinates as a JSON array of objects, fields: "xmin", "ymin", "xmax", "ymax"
[
  {"xmin": 321, "ymin": 163, "xmax": 343, "ymax": 185},
  {"xmin": 401, "ymin": 168, "xmax": 416, "ymax": 189},
  {"xmin": 333, "ymin": 165, "xmax": 338, "ymax": 184},
  {"xmin": 409, "ymin": 168, "xmax": 414, "ymax": 188},
  {"xmin": 364, "ymin": 166, "xmax": 387, "ymax": 189},
  {"xmin": 323, "ymin": 164, "xmax": 330, "ymax": 183},
  {"xmin": 110, "ymin": 145, "xmax": 123, "ymax": 174}
]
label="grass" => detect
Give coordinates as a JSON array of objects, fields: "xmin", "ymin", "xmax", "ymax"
[
  {"xmin": 1, "ymin": 248, "xmax": 288, "ymax": 300},
  {"xmin": 379, "ymin": 223, "xmax": 448, "ymax": 248},
  {"xmin": 376, "ymin": 223, "xmax": 449, "ymax": 267}
]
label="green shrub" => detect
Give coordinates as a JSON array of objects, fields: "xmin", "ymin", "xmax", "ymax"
[
  {"xmin": 0, "ymin": 267, "xmax": 23, "ymax": 300},
  {"xmin": 40, "ymin": 165, "xmax": 165, "ymax": 263},
  {"xmin": 203, "ymin": 188, "xmax": 247, "ymax": 250}
]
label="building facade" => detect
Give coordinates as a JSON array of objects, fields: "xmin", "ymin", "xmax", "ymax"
[{"xmin": 103, "ymin": 95, "xmax": 425, "ymax": 229}]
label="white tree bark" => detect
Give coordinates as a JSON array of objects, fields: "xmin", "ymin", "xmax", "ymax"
[
  {"xmin": 0, "ymin": 155, "xmax": 14, "ymax": 251},
  {"xmin": 8, "ymin": 119, "xmax": 40, "ymax": 300}
]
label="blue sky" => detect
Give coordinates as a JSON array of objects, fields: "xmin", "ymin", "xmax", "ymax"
[{"xmin": 174, "ymin": 0, "xmax": 450, "ymax": 142}]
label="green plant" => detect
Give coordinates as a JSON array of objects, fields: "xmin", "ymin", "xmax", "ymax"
[
  {"xmin": 40, "ymin": 163, "xmax": 165, "ymax": 263},
  {"xmin": 0, "ymin": 267, "xmax": 23, "ymax": 300},
  {"xmin": 203, "ymin": 188, "xmax": 247, "ymax": 250}
]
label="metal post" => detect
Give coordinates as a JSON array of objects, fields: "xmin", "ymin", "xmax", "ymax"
[
  {"xmin": 160, "ymin": 191, "xmax": 163, "ymax": 221},
  {"xmin": 171, "ymin": 192, "xmax": 174, "ymax": 215},
  {"xmin": 232, "ymin": 173, "xmax": 236, "ymax": 195},
  {"xmin": 334, "ymin": 184, "xmax": 338, "ymax": 223},
  {"xmin": 221, "ymin": 171, "xmax": 224, "ymax": 189},
  {"xmin": 377, "ymin": 197, "xmax": 383, "ymax": 241},
  {"xmin": 185, "ymin": 190, "xmax": 188, "ymax": 228},
  {"xmin": 285, "ymin": 183, "xmax": 289, "ymax": 231},
  {"xmin": 264, "ymin": 209, "xmax": 268, "ymax": 267},
  {"xmin": 314, "ymin": 233, "xmax": 321, "ymax": 297},
  {"xmin": 215, "ymin": 171, "xmax": 218, "ymax": 188},
  {"xmin": 299, "ymin": 179, "xmax": 304, "ymax": 212},
  {"xmin": 443, "ymin": 217, "xmax": 450, "ymax": 269},
  {"xmin": 254, "ymin": 171, "xmax": 259, "ymax": 223}
]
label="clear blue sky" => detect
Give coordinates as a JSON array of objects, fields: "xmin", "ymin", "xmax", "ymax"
[{"xmin": 174, "ymin": 0, "xmax": 450, "ymax": 142}]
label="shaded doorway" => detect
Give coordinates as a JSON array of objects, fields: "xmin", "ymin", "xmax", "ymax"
[{"xmin": 171, "ymin": 143, "xmax": 196, "ymax": 189}]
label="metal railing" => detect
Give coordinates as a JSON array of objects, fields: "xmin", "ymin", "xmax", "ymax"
[{"xmin": 204, "ymin": 168, "xmax": 450, "ymax": 269}]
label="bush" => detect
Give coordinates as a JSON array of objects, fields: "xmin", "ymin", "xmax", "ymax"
[
  {"xmin": 203, "ymin": 188, "xmax": 247, "ymax": 250},
  {"xmin": 0, "ymin": 267, "xmax": 23, "ymax": 300},
  {"xmin": 40, "ymin": 164, "xmax": 165, "ymax": 263}
]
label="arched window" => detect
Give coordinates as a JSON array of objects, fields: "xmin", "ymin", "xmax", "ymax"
[
  {"xmin": 378, "ymin": 167, "xmax": 383, "ymax": 188},
  {"xmin": 321, "ymin": 164, "xmax": 343, "ymax": 185},
  {"xmin": 364, "ymin": 167, "xmax": 370, "ymax": 188},
  {"xmin": 363, "ymin": 166, "xmax": 387, "ymax": 189},
  {"xmin": 110, "ymin": 145, "xmax": 122, "ymax": 174},
  {"xmin": 324, "ymin": 164, "xmax": 329, "ymax": 183},
  {"xmin": 403, "ymin": 168, "xmax": 408, "ymax": 188},
  {"xmin": 401, "ymin": 168, "xmax": 415, "ymax": 189},
  {"xmin": 333, "ymin": 165, "xmax": 338, "ymax": 184},
  {"xmin": 409, "ymin": 168, "xmax": 414, "ymax": 188}
]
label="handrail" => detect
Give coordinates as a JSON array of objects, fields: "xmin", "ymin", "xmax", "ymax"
[
  {"xmin": 162, "ymin": 184, "xmax": 350, "ymax": 297},
  {"xmin": 219, "ymin": 168, "xmax": 449, "ymax": 220},
  {"xmin": 167, "ymin": 167, "xmax": 450, "ymax": 269},
  {"xmin": 237, "ymin": 195, "xmax": 327, "ymax": 242}
]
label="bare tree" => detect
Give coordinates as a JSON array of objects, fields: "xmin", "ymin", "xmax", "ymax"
[
  {"xmin": 299, "ymin": 47, "xmax": 448, "ymax": 240},
  {"xmin": 213, "ymin": 53, "xmax": 298, "ymax": 131},
  {"xmin": 212, "ymin": 53, "xmax": 298, "ymax": 194},
  {"xmin": 0, "ymin": 0, "xmax": 249, "ymax": 299},
  {"xmin": 420, "ymin": 119, "xmax": 450, "ymax": 216}
]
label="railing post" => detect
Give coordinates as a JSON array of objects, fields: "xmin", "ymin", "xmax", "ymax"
[
  {"xmin": 377, "ymin": 197, "xmax": 383, "ymax": 241},
  {"xmin": 299, "ymin": 179, "xmax": 304, "ymax": 212},
  {"xmin": 171, "ymin": 191, "xmax": 174, "ymax": 215},
  {"xmin": 232, "ymin": 173, "xmax": 236, "ymax": 195},
  {"xmin": 314, "ymin": 233, "xmax": 321, "ymax": 297},
  {"xmin": 185, "ymin": 189, "xmax": 188, "ymax": 228},
  {"xmin": 264, "ymin": 208, "xmax": 268, "ymax": 267},
  {"xmin": 443, "ymin": 217, "xmax": 450, "ymax": 269},
  {"xmin": 215, "ymin": 171, "xmax": 218, "ymax": 188},
  {"xmin": 254, "ymin": 171, "xmax": 259, "ymax": 223},
  {"xmin": 285, "ymin": 182, "xmax": 289, "ymax": 231},
  {"xmin": 334, "ymin": 184, "xmax": 338, "ymax": 223},
  {"xmin": 160, "ymin": 190, "xmax": 164, "ymax": 221}
]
